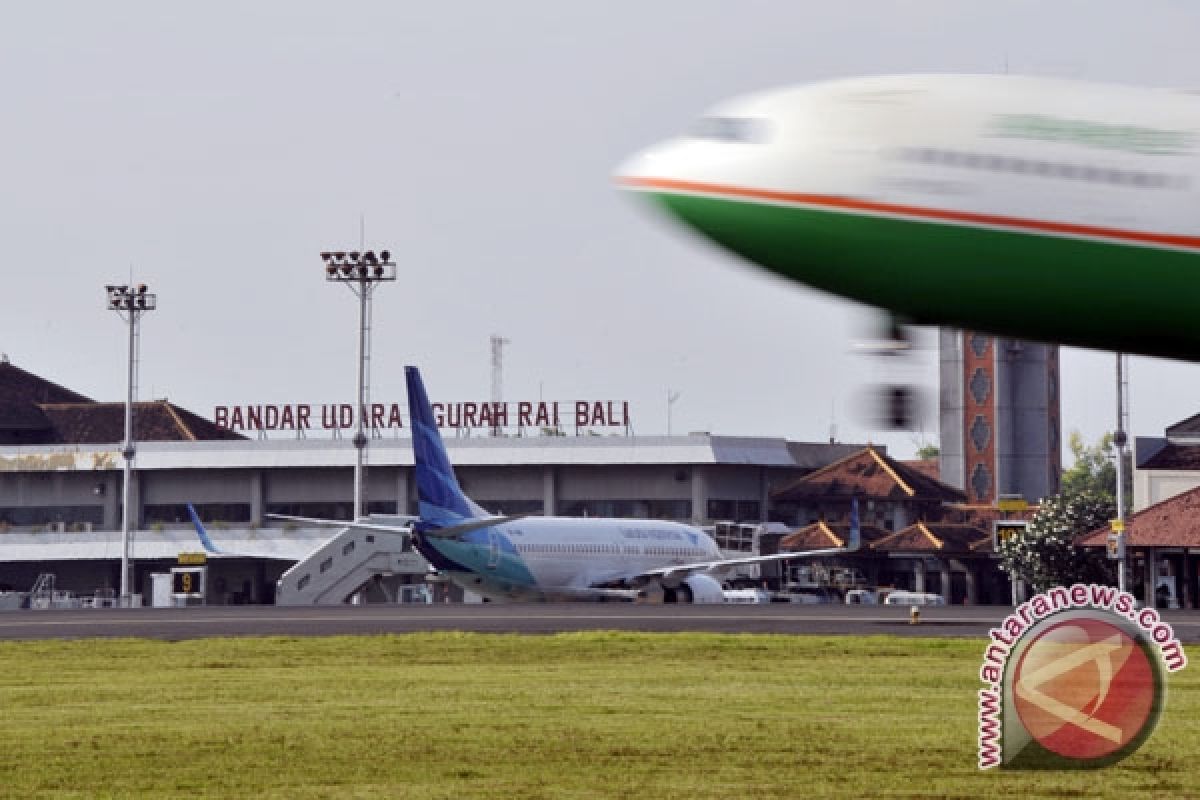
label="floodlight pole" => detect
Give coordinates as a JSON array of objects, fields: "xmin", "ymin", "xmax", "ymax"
[
  {"xmin": 1115, "ymin": 353, "xmax": 1129, "ymax": 594},
  {"xmin": 106, "ymin": 284, "xmax": 156, "ymax": 606},
  {"xmin": 322, "ymin": 250, "xmax": 396, "ymax": 520}
]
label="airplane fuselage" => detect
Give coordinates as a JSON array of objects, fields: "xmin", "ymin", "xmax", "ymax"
[
  {"xmin": 414, "ymin": 516, "xmax": 723, "ymax": 601},
  {"xmin": 619, "ymin": 74, "xmax": 1200, "ymax": 359}
]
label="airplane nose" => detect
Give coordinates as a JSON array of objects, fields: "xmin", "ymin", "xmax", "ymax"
[{"xmin": 613, "ymin": 143, "xmax": 670, "ymax": 192}]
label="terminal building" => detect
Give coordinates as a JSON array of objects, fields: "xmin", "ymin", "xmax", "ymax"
[{"xmin": 0, "ymin": 358, "xmax": 868, "ymax": 604}]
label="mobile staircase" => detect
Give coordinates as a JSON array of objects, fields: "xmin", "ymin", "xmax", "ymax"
[{"xmin": 275, "ymin": 521, "xmax": 431, "ymax": 605}]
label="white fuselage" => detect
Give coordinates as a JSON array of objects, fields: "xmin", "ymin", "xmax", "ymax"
[
  {"xmin": 421, "ymin": 516, "xmax": 723, "ymax": 600},
  {"xmin": 621, "ymin": 74, "xmax": 1200, "ymax": 236}
]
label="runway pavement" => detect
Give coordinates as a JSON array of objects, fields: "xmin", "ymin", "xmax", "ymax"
[{"xmin": 2, "ymin": 603, "xmax": 1199, "ymax": 641}]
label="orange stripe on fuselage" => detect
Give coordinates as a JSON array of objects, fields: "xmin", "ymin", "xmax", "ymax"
[{"xmin": 619, "ymin": 176, "xmax": 1200, "ymax": 252}]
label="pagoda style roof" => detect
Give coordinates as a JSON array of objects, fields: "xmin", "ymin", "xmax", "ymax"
[
  {"xmin": 0, "ymin": 359, "xmax": 243, "ymax": 444},
  {"xmin": 780, "ymin": 521, "xmax": 891, "ymax": 551},
  {"xmin": 771, "ymin": 446, "xmax": 966, "ymax": 504},
  {"xmin": 37, "ymin": 401, "xmax": 244, "ymax": 444},
  {"xmin": 0, "ymin": 360, "xmax": 91, "ymax": 405},
  {"xmin": 1077, "ymin": 485, "xmax": 1200, "ymax": 548},
  {"xmin": 871, "ymin": 522, "xmax": 991, "ymax": 554},
  {"xmin": 1138, "ymin": 442, "xmax": 1200, "ymax": 471}
]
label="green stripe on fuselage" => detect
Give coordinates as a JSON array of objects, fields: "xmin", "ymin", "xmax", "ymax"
[{"xmin": 651, "ymin": 191, "xmax": 1200, "ymax": 360}]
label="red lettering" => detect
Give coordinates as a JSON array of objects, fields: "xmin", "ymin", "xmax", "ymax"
[
  {"xmin": 432, "ymin": 403, "xmax": 445, "ymax": 427},
  {"xmin": 231, "ymin": 407, "xmax": 245, "ymax": 429},
  {"xmin": 553, "ymin": 402, "xmax": 560, "ymax": 426},
  {"xmin": 263, "ymin": 406, "xmax": 278, "ymax": 430},
  {"xmin": 338, "ymin": 404, "xmax": 353, "ymax": 428},
  {"xmin": 215, "ymin": 406, "xmax": 228, "ymax": 428},
  {"xmin": 493, "ymin": 402, "xmax": 508, "ymax": 428},
  {"xmin": 622, "ymin": 401, "xmax": 629, "ymax": 427},
  {"xmin": 591, "ymin": 401, "xmax": 605, "ymax": 426},
  {"xmin": 463, "ymin": 402, "xmax": 478, "ymax": 428},
  {"xmin": 534, "ymin": 402, "xmax": 550, "ymax": 427},
  {"xmin": 371, "ymin": 403, "xmax": 385, "ymax": 431},
  {"xmin": 477, "ymin": 402, "xmax": 493, "ymax": 428},
  {"xmin": 518, "ymin": 401, "xmax": 532, "ymax": 427},
  {"xmin": 247, "ymin": 406, "xmax": 262, "ymax": 430},
  {"xmin": 297, "ymin": 405, "xmax": 311, "ymax": 429},
  {"xmin": 280, "ymin": 406, "xmax": 295, "ymax": 429},
  {"xmin": 387, "ymin": 404, "xmax": 403, "ymax": 428},
  {"xmin": 321, "ymin": 405, "xmax": 337, "ymax": 428},
  {"xmin": 575, "ymin": 401, "xmax": 589, "ymax": 427}
]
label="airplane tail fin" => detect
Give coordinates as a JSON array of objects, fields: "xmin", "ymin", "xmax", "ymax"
[
  {"xmin": 847, "ymin": 497, "xmax": 861, "ymax": 552},
  {"xmin": 187, "ymin": 503, "xmax": 226, "ymax": 555},
  {"xmin": 405, "ymin": 366, "xmax": 487, "ymax": 527}
]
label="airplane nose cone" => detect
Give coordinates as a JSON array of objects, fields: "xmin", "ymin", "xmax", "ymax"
[{"xmin": 613, "ymin": 144, "xmax": 670, "ymax": 192}]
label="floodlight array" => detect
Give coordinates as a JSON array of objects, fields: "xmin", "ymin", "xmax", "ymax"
[
  {"xmin": 105, "ymin": 283, "xmax": 157, "ymax": 312},
  {"xmin": 320, "ymin": 250, "xmax": 396, "ymax": 281}
]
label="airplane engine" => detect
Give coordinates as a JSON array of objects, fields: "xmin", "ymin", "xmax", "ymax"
[{"xmin": 663, "ymin": 574, "xmax": 725, "ymax": 604}]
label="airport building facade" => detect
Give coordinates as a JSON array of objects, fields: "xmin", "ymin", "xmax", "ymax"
[{"xmin": 0, "ymin": 359, "xmax": 868, "ymax": 601}]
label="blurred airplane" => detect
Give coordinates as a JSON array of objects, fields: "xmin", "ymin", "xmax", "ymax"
[{"xmin": 617, "ymin": 74, "xmax": 1200, "ymax": 422}]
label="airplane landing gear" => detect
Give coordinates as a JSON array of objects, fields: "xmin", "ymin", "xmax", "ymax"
[{"xmin": 855, "ymin": 315, "xmax": 923, "ymax": 431}]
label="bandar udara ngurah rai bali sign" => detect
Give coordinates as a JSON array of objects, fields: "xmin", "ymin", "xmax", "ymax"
[{"xmin": 214, "ymin": 399, "xmax": 631, "ymax": 435}]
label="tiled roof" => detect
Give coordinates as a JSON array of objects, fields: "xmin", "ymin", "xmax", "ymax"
[
  {"xmin": 1165, "ymin": 412, "xmax": 1200, "ymax": 440},
  {"xmin": 1077, "ymin": 484, "xmax": 1200, "ymax": 548},
  {"xmin": 780, "ymin": 521, "xmax": 891, "ymax": 551},
  {"xmin": 37, "ymin": 401, "xmax": 245, "ymax": 444},
  {"xmin": 901, "ymin": 458, "xmax": 940, "ymax": 482},
  {"xmin": 771, "ymin": 446, "xmax": 966, "ymax": 503},
  {"xmin": 0, "ymin": 400, "xmax": 51, "ymax": 431},
  {"xmin": 0, "ymin": 360, "xmax": 242, "ymax": 444},
  {"xmin": 872, "ymin": 522, "xmax": 991, "ymax": 554},
  {"xmin": 0, "ymin": 361, "xmax": 91, "ymax": 405},
  {"xmin": 0, "ymin": 361, "xmax": 91, "ymax": 438},
  {"xmin": 1139, "ymin": 442, "xmax": 1200, "ymax": 471}
]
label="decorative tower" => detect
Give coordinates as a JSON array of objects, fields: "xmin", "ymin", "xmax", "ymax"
[{"xmin": 939, "ymin": 330, "xmax": 1061, "ymax": 504}]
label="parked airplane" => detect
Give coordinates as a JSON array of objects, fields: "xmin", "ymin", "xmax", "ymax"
[
  {"xmin": 404, "ymin": 366, "xmax": 858, "ymax": 601},
  {"xmin": 258, "ymin": 367, "xmax": 857, "ymax": 603},
  {"xmin": 617, "ymin": 74, "xmax": 1200, "ymax": 362}
]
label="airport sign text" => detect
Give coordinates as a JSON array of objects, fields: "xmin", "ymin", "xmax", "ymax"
[{"xmin": 213, "ymin": 401, "xmax": 631, "ymax": 433}]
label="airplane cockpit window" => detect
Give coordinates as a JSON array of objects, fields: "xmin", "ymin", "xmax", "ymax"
[{"xmin": 689, "ymin": 116, "xmax": 769, "ymax": 143}]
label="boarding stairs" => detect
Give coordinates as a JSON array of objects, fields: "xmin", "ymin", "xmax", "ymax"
[{"xmin": 275, "ymin": 522, "xmax": 431, "ymax": 606}]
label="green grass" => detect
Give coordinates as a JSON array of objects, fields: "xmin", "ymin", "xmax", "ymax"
[{"xmin": 0, "ymin": 633, "xmax": 1195, "ymax": 799}]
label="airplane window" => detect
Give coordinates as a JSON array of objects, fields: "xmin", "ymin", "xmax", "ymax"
[{"xmin": 689, "ymin": 116, "xmax": 769, "ymax": 143}]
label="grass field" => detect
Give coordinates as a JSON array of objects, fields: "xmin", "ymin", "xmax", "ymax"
[{"xmin": 0, "ymin": 632, "xmax": 1195, "ymax": 799}]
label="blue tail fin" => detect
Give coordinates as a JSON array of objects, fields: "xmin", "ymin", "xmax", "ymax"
[
  {"xmin": 187, "ymin": 503, "xmax": 226, "ymax": 555},
  {"xmin": 405, "ymin": 366, "xmax": 486, "ymax": 527}
]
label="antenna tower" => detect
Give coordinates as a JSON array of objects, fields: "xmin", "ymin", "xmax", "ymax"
[{"xmin": 491, "ymin": 335, "xmax": 510, "ymax": 436}]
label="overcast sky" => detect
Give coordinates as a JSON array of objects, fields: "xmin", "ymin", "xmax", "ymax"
[{"xmin": 3, "ymin": 1, "xmax": 1200, "ymax": 459}]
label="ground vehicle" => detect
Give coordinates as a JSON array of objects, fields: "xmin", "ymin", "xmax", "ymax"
[{"xmin": 882, "ymin": 590, "xmax": 945, "ymax": 606}]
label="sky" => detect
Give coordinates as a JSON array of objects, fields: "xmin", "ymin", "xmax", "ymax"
[{"xmin": 3, "ymin": 1, "xmax": 1200, "ymax": 459}]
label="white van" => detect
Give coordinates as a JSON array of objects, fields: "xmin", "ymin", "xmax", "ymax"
[
  {"xmin": 844, "ymin": 589, "xmax": 879, "ymax": 605},
  {"xmin": 882, "ymin": 590, "xmax": 946, "ymax": 606}
]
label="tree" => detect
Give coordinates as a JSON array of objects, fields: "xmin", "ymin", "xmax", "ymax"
[
  {"xmin": 1059, "ymin": 431, "xmax": 1117, "ymax": 499},
  {"xmin": 996, "ymin": 489, "xmax": 1115, "ymax": 592},
  {"xmin": 915, "ymin": 443, "xmax": 940, "ymax": 460}
]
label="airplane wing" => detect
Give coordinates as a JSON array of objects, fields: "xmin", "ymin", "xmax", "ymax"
[
  {"xmin": 264, "ymin": 513, "xmax": 531, "ymax": 540},
  {"xmin": 631, "ymin": 545, "xmax": 852, "ymax": 583},
  {"xmin": 630, "ymin": 497, "xmax": 863, "ymax": 584}
]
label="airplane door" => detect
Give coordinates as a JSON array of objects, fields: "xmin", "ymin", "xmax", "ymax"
[{"xmin": 487, "ymin": 529, "xmax": 499, "ymax": 570}]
